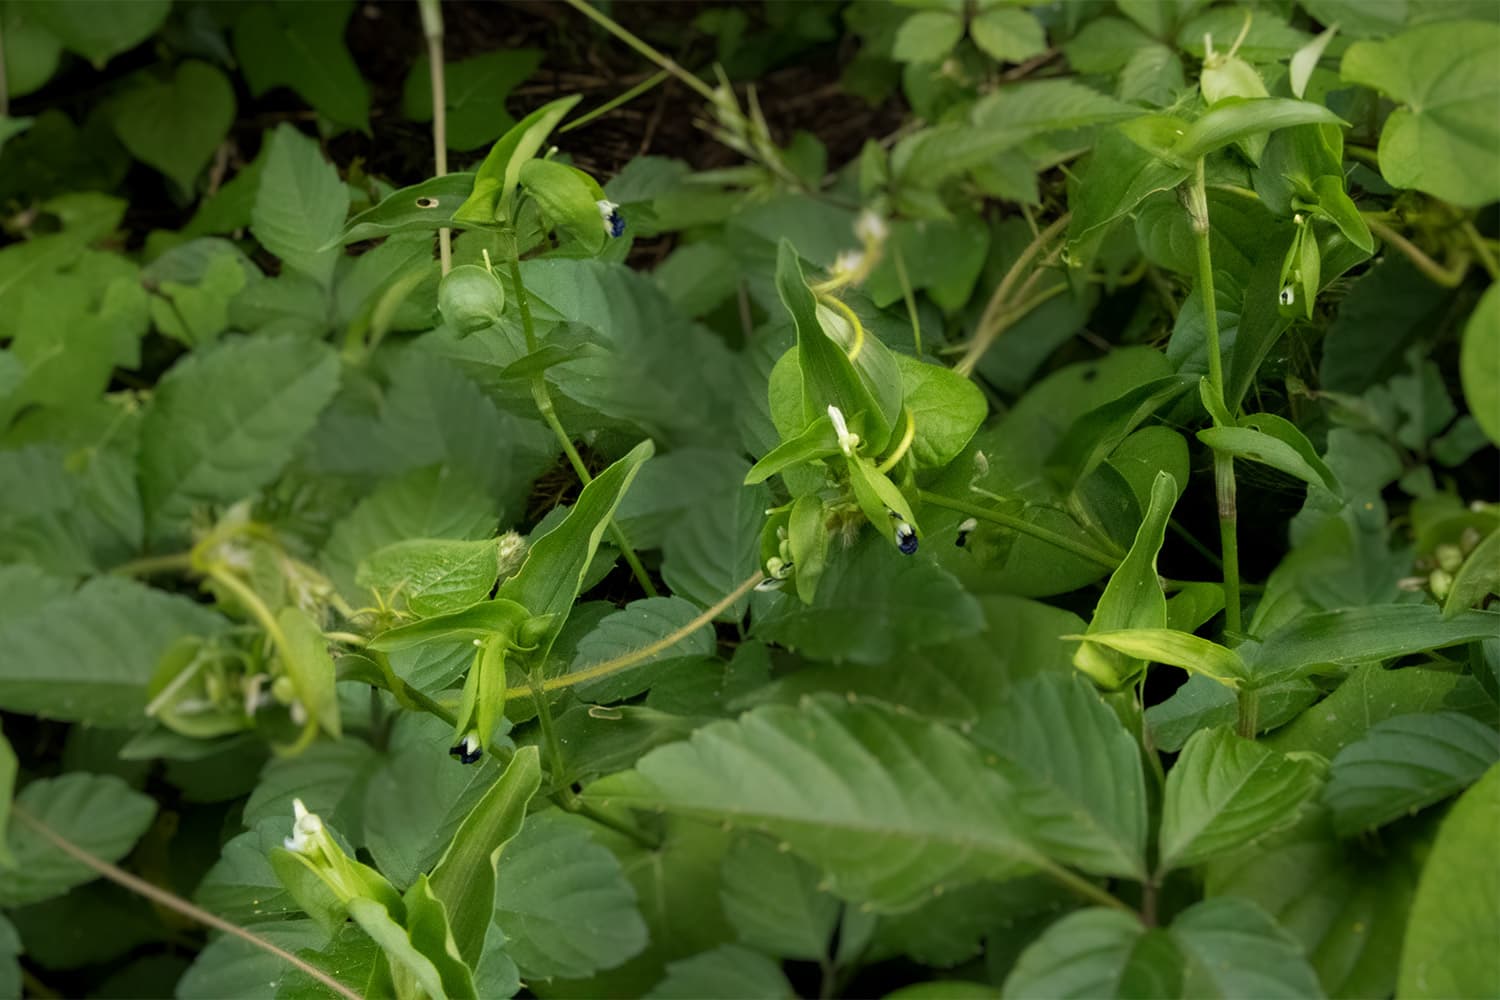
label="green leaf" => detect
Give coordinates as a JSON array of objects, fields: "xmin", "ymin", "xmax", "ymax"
[
  {"xmin": 2, "ymin": 4, "xmax": 61, "ymax": 99},
  {"xmin": 276, "ymin": 606, "xmax": 341, "ymax": 741},
  {"xmin": 1172, "ymin": 98, "xmax": 1346, "ymax": 163},
  {"xmin": 1002, "ymin": 908, "xmax": 1180, "ymax": 999},
  {"xmin": 970, "ymin": 7, "xmax": 1046, "ymax": 63},
  {"xmin": 178, "ymin": 920, "xmax": 331, "ymax": 999},
  {"xmin": 1398, "ymin": 762, "xmax": 1500, "ymax": 999},
  {"xmin": 497, "ymin": 439, "xmax": 653, "ymax": 638},
  {"xmin": 0, "ymin": 576, "xmax": 225, "ymax": 726},
  {"xmin": 1341, "ymin": 21, "xmax": 1500, "ymax": 207},
  {"xmin": 0, "ymin": 774, "xmax": 156, "ymax": 906},
  {"xmin": 0, "ymin": 724, "xmax": 15, "ymax": 868},
  {"xmin": 519, "ymin": 158, "xmax": 607, "ymax": 255},
  {"xmin": 1073, "ymin": 471, "xmax": 1177, "ymax": 690},
  {"xmin": 349, "ymin": 875, "xmax": 477, "ymax": 1000},
  {"xmin": 1169, "ymin": 896, "xmax": 1324, "ymax": 999},
  {"xmin": 455, "ymin": 96, "xmax": 581, "ymax": 226},
  {"xmin": 1460, "ymin": 283, "xmax": 1500, "ymax": 445},
  {"xmin": 194, "ymin": 819, "xmax": 302, "ymax": 924},
  {"xmin": 139, "ymin": 335, "xmax": 340, "ymax": 544},
  {"xmin": 754, "ymin": 535, "xmax": 983, "ymax": 664},
  {"xmin": 233, "ymin": 0, "xmax": 370, "ymax": 132},
  {"xmin": 1445, "ymin": 527, "xmax": 1500, "ymax": 617},
  {"xmin": 0, "ymin": 912, "xmax": 18, "ymax": 1000},
  {"xmin": 1068, "ymin": 128, "xmax": 1191, "ymax": 257},
  {"xmin": 337, "ymin": 173, "xmax": 476, "ymax": 244},
  {"xmin": 403, "ymin": 49, "xmax": 542, "ymax": 151},
  {"xmin": 358, "ymin": 538, "xmax": 502, "ymax": 617},
  {"xmin": 27, "ymin": 0, "xmax": 168, "ymax": 67},
  {"xmin": 554, "ymin": 597, "xmax": 714, "ymax": 705},
  {"xmin": 251, "ymin": 124, "xmax": 349, "ymax": 289},
  {"xmin": 719, "ymin": 834, "xmax": 840, "ymax": 961},
  {"xmin": 1245, "ymin": 606, "xmax": 1500, "ymax": 686},
  {"xmin": 649, "ymin": 944, "xmax": 795, "ymax": 999},
  {"xmin": 1321, "ymin": 712, "xmax": 1499, "ymax": 836},
  {"xmin": 1197, "ymin": 412, "xmax": 1342, "ymax": 502},
  {"xmin": 586, "ymin": 696, "xmax": 1043, "ymax": 912},
  {"xmin": 429, "ymin": 745, "xmax": 541, "ymax": 969},
  {"xmin": 893, "ymin": 10, "xmax": 964, "ymax": 62},
  {"xmin": 744, "ymin": 415, "xmax": 838, "ymax": 484},
  {"xmin": 1159, "ymin": 727, "xmax": 1323, "ymax": 873},
  {"xmin": 366, "ymin": 599, "xmax": 530, "ymax": 654},
  {"xmin": 1147, "ymin": 674, "xmax": 1316, "ymax": 752},
  {"xmin": 987, "ymin": 675, "xmax": 1148, "ymax": 879},
  {"xmin": 107, "ymin": 61, "xmax": 235, "ymax": 192},
  {"xmin": 897, "ymin": 355, "xmax": 988, "ymax": 469},
  {"xmin": 493, "ymin": 809, "xmax": 649, "ymax": 980},
  {"xmin": 1047, "ymin": 376, "xmax": 1193, "ymax": 494}
]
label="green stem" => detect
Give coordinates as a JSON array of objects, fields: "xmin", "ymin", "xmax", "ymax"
[
  {"xmin": 504, "ymin": 251, "xmax": 659, "ymax": 598},
  {"xmin": 530, "ymin": 667, "xmax": 579, "ymax": 808},
  {"xmin": 1236, "ymin": 685, "xmax": 1261, "ymax": 738},
  {"xmin": 558, "ymin": 0, "xmax": 718, "ymax": 104},
  {"xmin": 1364, "ymin": 215, "xmax": 1469, "ymax": 288},
  {"xmin": 11, "ymin": 806, "xmax": 363, "ymax": 1000},
  {"xmin": 418, "ymin": 0, "xmax": 451, "ymax": 276},
  {"xmin": 206, "ymin": 567, "xmax": 290, "ymax": 652},
  {"xmin": 110, "ymin": 551, "xmax": 193, "ymax": 577},
  {"xmin": 1189, "ymin": 158, "xmax": 1243, "ymax": 637},
  {"xmin": 1462, "ymin": 220, "xmax": 1500, "ymax": 281},
  {"xmin": 1035, "ymin": 856, "xmax": 1134, "ymax": 915},
  {"xmin": 916, "ymin": 490, "xmax": 1120, "ymax": 570},
  {"xmin": 955, "ymin": 214, "xmax": 1070, "ymax": 377},
  {"xmin": 892, "ymin": 242, "xmax": 923, "ymax": 357},
  {"xmin": 560, "ymin": 70, "xmax": 671, "ymax": 133}
]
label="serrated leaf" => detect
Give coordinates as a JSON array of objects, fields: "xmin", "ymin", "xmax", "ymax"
[
  {"xmin": 493, "ymin": 809, "xmax": 649, "ymax": 980},
  {"xmin": 662, "ymin": 477, "xmax": 768, "ymax": 621},
  {"xmin": 718, "ymin": 834, "xmax": 840, "ymax": 961},
  {"xmin": 242, "ymin": 739, "xmax": 379, "ymax": 835},
  {"xmin": 140, "ymin": 334, "xmax": 340, "ymax": 544},
  {"xmin": 970, "ymin": 7, "xmax": 1045, "ymax": 63},
  {"xmin": 0, "ymin": 576, "xmax": 225, "ymax": 726},
  {"xmin": 586, "ymin": 697, "xmax": 1044, "ymax": 912},
  {"xmin": 556, "ymin": 597, "xmax": 715, "ymax": 705},
  {"xmin": 1321, "ymin": 712, "xmax": 1499, "ymax": 837},
  {"xmin": 233, "ymin": 0, "xmax": 370, "ymax": 132},
  {"xmin": 1159, "ymin": 727, "xmax": 1323, "ymax": 873},
  {"xmin": 358, "ymin": 538, "xmax": 501, "ymax": 617},
  {"xmin": 1398, "ymin": 762, "xmax": 1500, "ymax": 999},
  {"xmin": 1002, "ymin": 908, "xmax": 1180, "ymax": 999},
  {"xmin": 1170, "ymin": 896, "xmax": 1324, "ymax": 999},
  {"xmin": 648, "ymin": 944, "xmax": 795, "ymax": 999},
  {"xmin": 194, "ymin": 819, "xmax": 302, "ymax": 925},
  {"xmin": 251, "ymin": 124, "xmax": 348, "ymax": 288},
  {"xmin": 178, "ymin": 919, "xmax": 330, "ymax": 999},
  {"xmin": 0, "ymin": 774, "xmax": 156, "ymax": 906}
]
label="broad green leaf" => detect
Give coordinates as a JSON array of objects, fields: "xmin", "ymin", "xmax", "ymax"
[
  {"xmin": 718, "ymin": 834, "xmax": 840, "ymax": 961},
  {"xmin": 338, "ymin": 173, "xmax": 477, "ymax": 244},
  {"xmin": 27, "ymin": 0, "xmax": 167, "ymax": 67},
  {"xmin": 1147, "ymin": 674, "xmax": 1317, "ymax": 752},
  {"xmin": 0, "ymin": 913, "xmax": 17, "ymax": 1000},
  {"xmin": 1342, "ymin": 21, "xmax": 1500, "ymax": 207},
  {"xmin": 233, "ymin": 0, "xmax": 370, "ymax": 132},
  {"xmin": 1073, "ymin": 471, "xmax": 1177, "ymax": 690},
  {"xmin": 0, "ymin": 774, "xmax": 156, "ymax": 906},
  {"xmin": 896, "ymin": 355, "xmax": 987, "ymax": 469},
  {"xmin": 1198, "ymin": 413, "xmax": 1342, "ymax": 502},
  {"xmin": 251, "ymin": 124, "xmax": 349, "ymax": 288},
  {"xmin": 662, "ymin": 477, "xmax": 769, "ymax": 620},
  {"xmin": 754, "ymin": 535, "xmax": 983, "ymax": 664},
  {"xmin": 357, "ymin": 538, "xmax": 502, "ymax": 617},
  {"xmin": 585, "ymin": 696, "xmax": 1043, "ymax": 912},
  {"xmin": 1445, "ymin": 527, "xmax": 1500, "ymax": 617},
  {"xmin": 107, "ymin": 60, "xmax": 235, "ymax": 192},
  {"xmin": 1159, "ymin": 727, "xmax": 1323, "ymax": 873},
  {"xmin": 893, "ymin": 10, "xmax": 964, "ymax": 62},
  {"xmin": 2, "ymin": 3, "xmax": 61, "ymax": 99},
  {"xmin": 648, "ymin": 944, "xmax": 795, "ymax": 999},
  {"xmin": 1321, "ymin": 712, "xmax": 1499, "ymax": 836},
  {"xmin": 1046, "ymin": 376, "xmax": 1193, "ymax": 494},
  {"xmin": 1067, "ymin": 127, "xmax": 1190, "ymax": 263},
  {"xmin": 1002, "ymin": 908, "xmax": 1180, "ymax": 999},
  {"xmin": 552, "ymin": 597, "xmax": 714, "ymax": 705},
  {"xmin": 455, "ymin": 95, "xmax": 581, "ymax": 226},
  {"xmin": 349, "ymin": 875, "xmax": 477, "ymax": 1000},
  {"xmin": 194, "ymin": 819, "xmax": 302, "ymax": 924},
  {"xmin": 1170, "ymin": 896, "xmax": 1324, "ymax": 999},
  {"xmin": 0, "ymin": 576, "xmax": 225, "ymax": 726},
  {"xmin": 497, "ymin": 439, "xmax": 653, "ymax": 637},
  {"xmin": 987, "ymin": 675, "xmax": 1148, "ymax": 880},
  {"xmin": 519, "ymin": 158, "xmax": 607, "ymax": 255},
  {"xmin": 493, "ymin": 809, "xmax": 649, "ymax": 980},
  {"xmin": 429, "ymin": 746, "xmax": 541, "ymax": 969},
  {"xmin": 243, "ymin": 721, "xmax": 378, "ymax": 835},
  {"xmin": 787, "ymin": 492, "xmax": 829, "ymax": 605},
  {"xmin": 402, "ymin": 49, "xmax": 542, "ymax": 151},
  {"xmin": 0, "ymin": 724, "xmax": 15, "ymax": 867},
  {"xmin": 1398, "ymin": 762, "xmax": 1500, "ymax": 999},
  {"xmin": 1460, "ymin": 283, "xmax": 1500, "ymax": 445},
  {"xmin": 366, "ymin": 599, "xmax": 530, "ymax": 654},
  {"xmin": 1172, "ymin": 98, "xmax": 1345, "ymax": 163},
  {"xmin": 1245, "ymin": 606, "xmax": 1500, "ymax": 686},
  {"xmin": 140, "ymin": 335, "xmax": 340, "ymax": 543},
  {"xmin": 743, "ymin": 415, "xmax": 838, "ymax": 484},
  {"xmin": 970, "ymin": 7, "xmax": 1045, "ymax": 63},
  {"xmin": 178, "ymin": 920, "xmax": 330, "ymax": 1000}
]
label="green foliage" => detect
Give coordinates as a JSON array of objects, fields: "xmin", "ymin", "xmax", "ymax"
[{"xmin": 2, "ymin": 0, "xmax": 1497, "ymax": 995}]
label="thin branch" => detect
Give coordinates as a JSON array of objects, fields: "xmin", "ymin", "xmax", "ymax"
[
  {"xmin": 419, "ymin": 0, "xmax": 451, "ymax": 275},
  {"xmin": 11, "ymin": 805, "xmax": 364, "ymax": 1000},
  {"xmin": 1365, "ymin": 215, "xmax": 1469, "ymax": 288}
]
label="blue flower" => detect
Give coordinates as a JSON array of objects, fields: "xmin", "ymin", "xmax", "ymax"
[
  {"xmin": 895, "ymin": 520, "xmax": 919, "ymax": 555},
  {"xmin": 448, "ymin": 731, "xmax": 482, "ymax": 765},
  {"xmin": 597, "ymin": 199, "xmax": 625, "ymax": 238}
]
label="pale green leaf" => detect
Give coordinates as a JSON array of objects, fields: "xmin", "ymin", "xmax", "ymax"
[
  {"xmin": 970, "ymin": 7, "xmax": 1046, "ymax": 63},
  {"xmin": 0, "ymin": 774, "xmax": 156, "ymax": 906},
  {"xmin": 1460, "ymin": 282, "xmax": 1500, "ymax": 445},
  {"xmin": 357, "ymin": 537, "xmax": 502, "ymax": 617},
  {"xmin": 719, "ymin": 833, "xmax": 840, "ymax": 961},
  {"xmin": 648, "ymin": 944, "xmax": 795, "ymax": 999},
  {"xmin": 251, "ymin": 124, "xmax": 348, "ymax": 288},
  {"xmin": 894, "ymin": 10, "xmax": 964, "ymax": 62}
]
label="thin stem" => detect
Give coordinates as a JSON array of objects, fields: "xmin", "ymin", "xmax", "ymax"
[
  {"xmin": 560, "ymin": 70, "xmax": 671, "ymax": 133},
  {"xmin": 504, "ymin": 251, "xmax": 659, "ymax": 598},
  {"xmin": 892, "ymin": 242, "xmax": 923, "ymax": 356},
  {"xmin": 1189, "ymin": 158, "xmax": 1243, "ymax": 637},
  {"xmin": 516, "ymin": 571, "xmax": 763, "ymax": 697},
  {"xmin": 110, "ymin": 551, "xmax": 193, "ymax": 577},
  {"xmin": 1364, "ymin": 216, "xmax": 1469, "ymax": 288},
  {"xmin": 207, "ymin": 567, "xmax": 289, "ymax": 652},
  {"xmin": 1462, "ymin": 220, "xmax": 1500, "ymax": 281},
  {"xmin": 530, "ymin": 667, "xmax": 579, "ymax": 808},
  {"xmin": 1236, "ymin": 685, "xmax": 1261, "ymax": 739},
  {"xmin": 956, "ymin": 214, "xmax": 1069, "ymax": 376},
  {"xmin": 1035, "ymin": 856, "xmax": 1134, "ymax": 914},
  {"xmin": 559, "ymin": 0, "xmax": 717, "ymax": 104},
  {"xmin": 11, "ymin": 805, "xmax": 364, "ymax": 1000},
  {"xmin": 917, "ymin": 490, "xmax": 1120, "ymax": 570},
  {"xmin": 418, "ymin": 0, "xmax": 451, "ymax": 275}
]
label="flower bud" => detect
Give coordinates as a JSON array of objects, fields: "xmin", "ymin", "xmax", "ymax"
[{"xmin": 438, "ymin": 264, "xmax": 506, "ymax": 335}]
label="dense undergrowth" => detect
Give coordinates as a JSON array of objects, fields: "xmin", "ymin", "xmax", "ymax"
[{"xmin": 1, "ymin": 1, "xmax": 1498, "ymax": 998}]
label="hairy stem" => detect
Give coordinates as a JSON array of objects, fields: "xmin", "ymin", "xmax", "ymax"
[
  {"xmin": 916, "ymin": 490, "xmax": 1120, "ymax": 569},
  {"xmin": 11, "ymin": 805, "xmax": 363, "ymax": 1000},
  {"xmin": 1189, "ymin": 158, "xmax": 1243, "ymax": 637},
  {"xmin": 504, "ymin": 251, "xmax": 658, "ymax": 598},
  {"xmin": 418, "ymin": 0, "xmax": 451, "ymax": 275}
]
